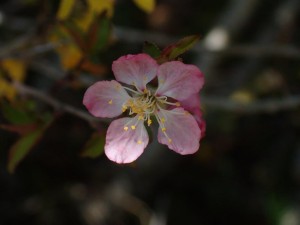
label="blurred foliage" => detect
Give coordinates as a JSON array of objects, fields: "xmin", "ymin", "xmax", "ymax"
[{"xmin": 0, "ymin": 0, "xmax": 300, "ymax": 225}]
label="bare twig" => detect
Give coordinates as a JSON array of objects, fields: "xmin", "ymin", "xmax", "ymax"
[
  {"xmin": 13, "ymin": 82, "xmax": 103, "ymax": 124},
  {"xmin": 202, "ymin": 95, "xmax": 300, "ymax": 113}
]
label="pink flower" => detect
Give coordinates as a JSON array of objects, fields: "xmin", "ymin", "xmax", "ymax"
[{"xmin": 83, "ymin": 54, "xmax": 205, "ymax": 163}]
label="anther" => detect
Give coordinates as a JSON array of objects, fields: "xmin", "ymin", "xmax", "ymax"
[
  {"xmin": 131, "ymin": 125, "xmax": 136, "ymax": 130},
  {"xmin": 168, "ymin": 138, "xmax": 172, "ymax": 143},
  {"xmin": 175, "ymin": 102, "xmax": 180, "ymax": 107},
  {"xmin": 108, "ymin": 100, "xmax": 113, "ymax": 104},
  {"xmin": 161, "ymin": 117, "xmax": 166, "ymax": 123},
  {"xmin": 147, "ymin": 119, "xmax": 152, "ymax": 126},
  {"xmin": 137, "ymin": 140, "xmax": 143, "ymax": 144},
  {"xmin": 124, "ymin": 126, "xmax": 129, "ymax": 131},
  {"xmin": 161, "ymin": 127, "xmax": 166, "ymax": 132}
]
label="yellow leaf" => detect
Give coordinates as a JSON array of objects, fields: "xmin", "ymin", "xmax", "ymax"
[
  {"xmin": 230, "ymin": 90, "xmax": 255, "ymax": 104},
  {"xmin": 56, "ymin": 0, "xmax": 76, "ymax": 20},
  {"xmin": 48, "ymin": 26, "xmax": 83, "ymax": 70},
  {"xmin": 0, "ymin": 78, "xmax": 16, "ymax": 101},
  {"xmin": 133, "ymin": 0, "xmax": 155, "ymax": 14},
  {"xmin": 76, "ymin": 0, "xmax": 114, "ymax": 31},
  {"xmin": 59, "ymin": 44, "xmax": 83, "ymax": 69},
  {"xmin": 1, "ymin": 59, "xmax": 26, "ymax": 82}
]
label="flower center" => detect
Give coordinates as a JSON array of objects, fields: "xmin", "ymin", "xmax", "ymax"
[{"xmin": 123, "ymin": 89, "xmax": 156, "ymax": 126}]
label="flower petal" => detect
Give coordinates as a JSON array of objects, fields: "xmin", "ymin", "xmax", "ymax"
[
  {"xmin": 157, "ymin": 108, "xmax": 201, "ymax": 154},
  {"xmin": 105, "ymin": 117, "xmax": 149, "ymax": 163},
  {"xmin": 156, "ymin": 61, "xmax": 204, "ymax": 101},
  {"xmin": 180, "ymin": 94, "xmax": 206, "ymax": 138},
  {"xmin": 112, "ymin": 54, "xmax": 158, "ymax": 90},
  {"xmin": 83, "ymin": 80, "xmax": 130, "ymax": 118}
]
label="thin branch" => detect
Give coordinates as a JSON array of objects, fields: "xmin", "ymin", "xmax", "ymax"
[
  {"xmin": 13, "ymin": 82, "xmax": 104, "ymax": 124},
  {"xmin": 202, "ymin": 95, "xmax": 300, "ymax": 113}
]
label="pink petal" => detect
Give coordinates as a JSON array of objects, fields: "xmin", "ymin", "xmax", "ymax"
[
  {"xmin": 83, "ymin": 80, "xmax": 130, "ymax": 118},
  {"xmin": 155, "ymin": 61, "xmax": 204, "ymax": 101},
  {"xmin": 112, "ymin": 54, "xmax": 158, "ymax": 91},
  {"xmin": 157, "ymin": 108, "xmax": 201, "ymax": 154},
  {"xmin": 180, "ymin": 94, "xmax": 206, "ymax": 138},
  {"xmin": 105, "ymin": 117, "xmax": 149, "ymax": 163}
]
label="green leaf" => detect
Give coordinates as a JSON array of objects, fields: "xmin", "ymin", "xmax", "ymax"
[
  {"xmin": 87, "ymin": 15, "xmax": 111, "ymax": 53},
  {"xmin": 80, "ymin": 133, "xmax": 105, "ymax": 158},
  {"xmin": 158, "ymin": 35, "xmax": 200, "ymax": 63},
  {"xmin": 1, "ymin": 103, "xmax": 35, "ymax": 124},
  {"xmin": 7, "ymin": 127, "xmax": 44, "ymax": 173},
  {"xmin": 143, "ymin": 41, "xmax": 161, "ymax": 58}
]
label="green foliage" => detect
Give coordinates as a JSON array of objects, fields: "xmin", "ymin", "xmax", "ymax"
[
  {"xmin": 7, "ymin": 127, "xmax": 44, "ymax": 173},
  {"xmin": 157, "ymin": 35, "xmax": 200, "ymax": 63},
  {"xmin": 143, "ymin": 41, "xmax": 161, "ymax": 58},
  {"xmin": 80, "ymin": 132, "xmax": 105, "ymax": 158},
  {"xmin": 1, "ymin": 102, "xmax": 35, "ymax": 124},
  {"xmin": 89, "ymin": 16, "xmax": 111, "ymax": 53}
]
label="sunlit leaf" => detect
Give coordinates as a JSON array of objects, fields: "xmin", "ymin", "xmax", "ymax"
[
  {"xmin": 133, "ymin": 0, "xmax": 155, "ymax": 14},
  {"xmin": 158, "ymin": 35, "xmax": 200, "ymax": 63},
  {"xmin": 56, "ymin": 0, "xmax": 76, "ymax": 20},
  {"xmin": 81, "ymin": 132, "xmax": 105, "ymax": 158},
  {"xmin": 88, "ymin": 0, "xmax": 114, "ymax": 17},
  {"xmin": 143, "ymin": 41, "xmax": 161, "ymax": 58},
  {"xmin": 76, "ymin": 0, "xmax": 114, "ymax": 32},
  {"xmin": 0, "ymin": 78, "xmax": 16, "ymax": 101},
  {"xmin": 1, "ymin": 59, "xmax": 26, "ymax": 82}
]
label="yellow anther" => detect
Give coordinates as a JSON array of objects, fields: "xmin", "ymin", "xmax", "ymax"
[
  {"xmin": 122, "ymin": 105, "xmax": 127, "ymax": 112},
  {"xmin": 138, "ymin": 115, "xmax": 144, "ymax": 120},
  {"xmin": 161, "ymin": 117, "xmax": 165, "ymax": 123},
  {"xmin": 124, "ymin": 126, "xmax": 129, "ymax": 131},
  {"xmin": 108, "ymin": 100, "xmax": 113, "ymax": 105},
  {"xmin": 143, "ymin": 88, "xmax": 148, "ymax": 94},
  {"xmin": 168, "ymin": 138, "xmax": 172, "ymax": 143},
  {"xmin": 161, "ymin": 127, "xmax": 166, "ymax": 132},
  {"xmin": 131, "ymin": 125, "xmax": 136, "ymax": 130},
  {"xmin": 175, "ymin": 102, "xmax": 180, "ymax": 107},
  {"xmin": 147, "ymin": 119, "xmax": 152, "ymax": 126},
  {"xmin": 137, "ymin": 140, "xmax": 143, "ymax": 144}
]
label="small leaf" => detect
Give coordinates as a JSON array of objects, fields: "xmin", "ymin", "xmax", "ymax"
[
  {"xmin": 0, "ymin": 123, "xmax": 37, "ymax": 135},
  {"xmin": 80, "ymin": 59, "xmax": 107, "ymax": 75},
  {"xmin": 6, "ymin": 114, "xmax": 53, "ymax": 173},
  {"xmin": 87, "ymin": 15, "xmax": 111, "ymax": 53},
  {"xmin": 56, "ymin": 0, "xmax": 76, "ymax": 20},
  {"xmin": 133, "ymin": 0, "xmax": 155, "ymax": 14},
  {"xmin": 81, "ymin": 133, "xmax": 105, "ymax": 158},
  {"xmin": 1, "ymin": 59, "xmax": 26, "ymax": 82},
  {"xmin": 143, "ymin": 41, "xmax": 161, "ymax": 58},
  {"xmin": 1, "ymin": 103, "xmax": 34, "ymax": 124},
  {"xmin": 7, "ymin": 127, "xmax": 44, "ymax": 173},
  {"xmin": 158, "ymin": 35, "xmax": 200, "ymax": 62}
]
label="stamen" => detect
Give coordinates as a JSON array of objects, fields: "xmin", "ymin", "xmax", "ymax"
[
  {"xmin": 131, "ymin": 125, "xmax": 136, "ymax": 130},
  {"xmin": 137, "ymin": 140, "xmax": 143, "ymax": 144},
  {"xmin": 108, "ymin": 100, "xmax": 113, "ymax": 104},
  {"xmin": 123, "ymin": 86, "xmax": 141, "ymax": 95},
  {"xmin": 124, "ymin": 126, "xmax": 129, "ymax": 131},
  {"xmin": 161, "ymin": 127, "xmax": 166, "ymax": 132},
  {"xmin": 147, "ymin": 119, "xmax": 152, "ymax": 126}
]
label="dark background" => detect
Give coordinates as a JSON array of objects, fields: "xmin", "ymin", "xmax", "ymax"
[{"xmin": 1, "ymin": 0, "xmax": 300, "ymax": 224}]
